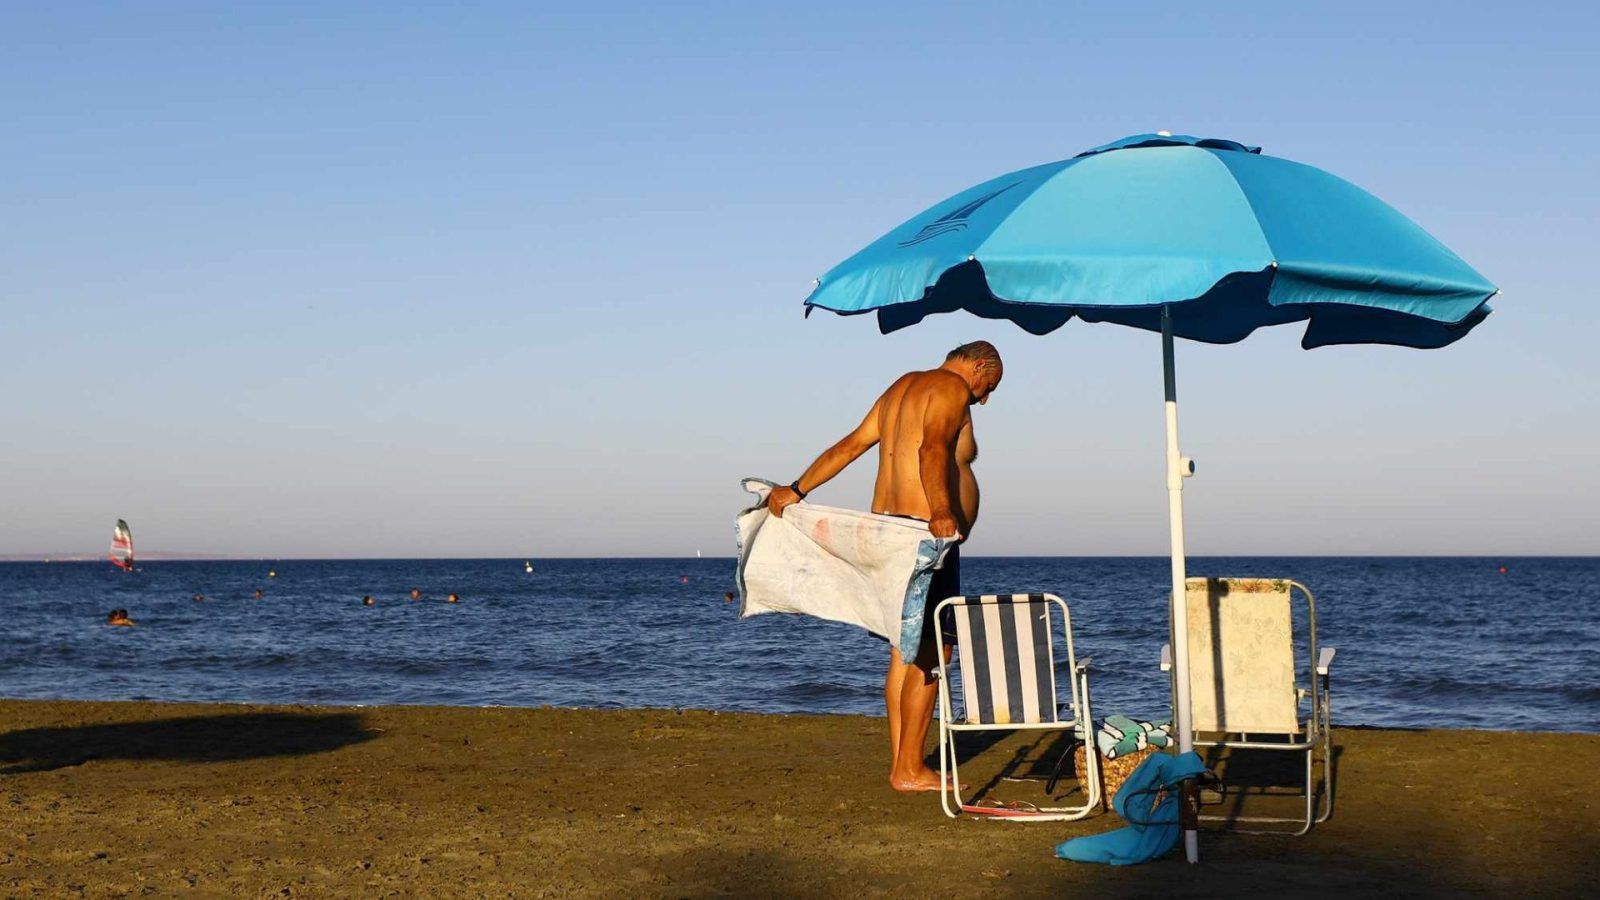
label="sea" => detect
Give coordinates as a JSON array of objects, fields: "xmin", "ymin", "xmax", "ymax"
[{"xmin": 1, "ymin": 557, "xmax": 1595, "ymax": 733}]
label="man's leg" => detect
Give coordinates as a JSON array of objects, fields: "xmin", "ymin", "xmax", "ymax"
[
  {"xmin": 888, "ymin": 641, "xmax": 951, "ymax": 791},
  {"xmin": 889, "ymin": 546, "xmax": 961, "ymax": 792},
  {"xmin": 885, "ymin": 646, "xmax": 909, "ymax": 769}
]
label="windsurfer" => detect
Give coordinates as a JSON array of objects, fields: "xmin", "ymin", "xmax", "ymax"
[{"xmin": 109, "ymin": 519, "xmax": 135, "ymax": 571}]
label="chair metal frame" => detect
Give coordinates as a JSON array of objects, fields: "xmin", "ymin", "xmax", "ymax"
[
  {"xmin": 934, "ymin": 592, "xmax": 1101, "ymax": 822},
  {"xmin": 1160, "ymin": 577, "xmax": 1335, "ymax": 835}
]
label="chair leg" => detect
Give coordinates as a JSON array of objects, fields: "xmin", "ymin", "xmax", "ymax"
[
  {"xmin": 1313, "ymin": 686, "xmax": 1334, "ymax": 824},
  {"xmin": 1316, "ymin": 729, "xmax": 1335, "ymax": 824},
  {"xmin": 1078, "ymin": 672, "xmax": 1102, "ymax": 812},
  {"xmin": 939, "ymin": 718, "xmax": 958, "ymax": 818},
  {"xmin": 1295, "ymin": 749, "xmax": 1314, "ymax": 836}
]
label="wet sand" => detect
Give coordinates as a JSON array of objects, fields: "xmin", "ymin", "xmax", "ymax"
[{"xmin": 1, "ymin": 700, "xmax": 1594, "ymax": 897}]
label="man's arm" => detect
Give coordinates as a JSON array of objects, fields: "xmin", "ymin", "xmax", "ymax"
[
  {"xmin": 918, "ymin": 379, "xmax": 968, "ymax": 539},
  {"xmin": 768, "ymin": 395, "xmax": 883, "ymax": 517}
]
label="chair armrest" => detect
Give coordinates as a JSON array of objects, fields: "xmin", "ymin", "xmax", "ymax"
[
  {"xmin": 1160, "ymin": 643, "xmax": 1172, "ymax": 672},
  {"xmin": 1317, "ymin": 647, "xmax": 1337, "ymax": 676},
  {"xmin": 1075, "ymin": 658, "xmax": 1092, "ymax": 674}
]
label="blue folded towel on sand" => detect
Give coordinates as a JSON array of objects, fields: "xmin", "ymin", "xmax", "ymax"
[{"xmin": 1055, "ymin": 751, "xmax": 1206, "ymax": 866}]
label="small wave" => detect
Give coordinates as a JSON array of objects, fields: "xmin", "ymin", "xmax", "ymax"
[
  {"xmin": 1561, "ymin": 684, "xmax": 1600, "ymax": 705},
  {"xmin": 773, "ymin": 680, "xmax": 873, "ymax": 703}
]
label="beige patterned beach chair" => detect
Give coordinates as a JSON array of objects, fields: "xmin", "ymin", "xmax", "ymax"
[
  {"xmin": 1161, "ymin": 577, "xmax": 1335, "ymax": 835},
  {"xmin": 934, "ymin": 592, "xmax": 1100, "ymax": 821}
]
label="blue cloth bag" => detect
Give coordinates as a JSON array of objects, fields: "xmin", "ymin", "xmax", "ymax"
[{"xmin": 1055, "ymin": 751, "xmax": 1207, "ymax": 865}]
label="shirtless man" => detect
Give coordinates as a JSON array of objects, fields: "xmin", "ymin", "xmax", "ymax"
[{"xmin": 768, "ymin": 340, "xmax": 1002, "ymax": 792}]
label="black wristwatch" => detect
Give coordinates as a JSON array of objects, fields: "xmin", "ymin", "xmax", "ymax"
[{"xmin": 789, "ymin": 480, "xmax": 808, "ymax": 500}]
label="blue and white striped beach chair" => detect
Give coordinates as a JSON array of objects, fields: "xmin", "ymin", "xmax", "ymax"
[{"xmin": 934, "ymin": 593, "xmax": 1101, "ymax": 821}]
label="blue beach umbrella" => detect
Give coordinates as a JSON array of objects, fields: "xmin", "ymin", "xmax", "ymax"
[{"xmin": 802, "ymin": 133, "xmax": 1496, "ymax": 862}]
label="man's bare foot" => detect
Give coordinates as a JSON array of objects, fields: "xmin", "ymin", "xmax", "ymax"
[{"xmin": 889, "ymin": 767, "xmax": 951, "ymax": 793}]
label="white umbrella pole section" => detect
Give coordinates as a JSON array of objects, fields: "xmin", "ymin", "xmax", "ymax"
[{"xmin": 1161, "ymin": 305, "xmax": 1200, "ymax": 864}]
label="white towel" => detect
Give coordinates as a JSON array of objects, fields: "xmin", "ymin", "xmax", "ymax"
[{"xmin": 735, "ymin": 478, "xmax": 953, "ymax": 658}]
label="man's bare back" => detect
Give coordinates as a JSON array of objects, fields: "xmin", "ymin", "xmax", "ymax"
[
  {"xmin": 767, "ymin": 341, "xmax": 1003, "ymax": 792},
  {"xmin": 870, "ymin": 369, "xmax": 981, "ymax": 536}
]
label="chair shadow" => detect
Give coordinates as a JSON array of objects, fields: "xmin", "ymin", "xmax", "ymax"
[
  {"xmin": 937, "ymin": 726, "xmax": 1012, "ymax": 766},
  {"xmin": 954, "ymin": 731, "xmax": 1348, "ymax": 822},
  {"xmin": 1026, "ymin": 730, "xmax": 1094, "ymax": 802},
  {"xmin": 0, "ymin": 711, "xmax": 378, "ymax": 775},
  {"xmin": 937, "ymin": 729, "xmax": 1094, "ymax": 806},
  {"xmin": 1198, "ymin": 739, "xmax": 1343, "ymax": 829}
]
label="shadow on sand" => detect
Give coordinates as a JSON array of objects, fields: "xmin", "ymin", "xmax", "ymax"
[
  {"xmin": 942, "ymin": 729, "xmax": 1350, "ymax": 819},
  {"xmin": 0, "ymin": 711, "xmax": 377, "ymax": 774}
]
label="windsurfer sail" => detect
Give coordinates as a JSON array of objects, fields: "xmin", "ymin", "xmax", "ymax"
[{"xmin": 110, "ymin": 519, "xmax": 135, "ymax": 571}]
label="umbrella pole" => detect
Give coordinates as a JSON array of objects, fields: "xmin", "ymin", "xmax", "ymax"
[{"xmin": 1161, "ymin": 305, "xmax": 1199, "ymax": 864}]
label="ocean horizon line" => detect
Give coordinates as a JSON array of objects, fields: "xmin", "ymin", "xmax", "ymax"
[{"xmin": 3, "ymin": 552, "xmax": 1594, "ymax": 562}]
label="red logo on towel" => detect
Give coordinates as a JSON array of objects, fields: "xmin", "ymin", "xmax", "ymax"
[{"xmin": 811, "ymin": 519, "xmax": 831, "ymax": 545}]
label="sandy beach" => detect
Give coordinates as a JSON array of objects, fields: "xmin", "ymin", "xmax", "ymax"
[{"xmin": 0, "ymin": 700, "xmax": 1594, "ymax": 897}]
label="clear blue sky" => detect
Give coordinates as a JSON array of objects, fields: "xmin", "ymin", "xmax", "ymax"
[{"xmin": 2, "ymin": 2, "xmax": 1596, "ymax": 557}]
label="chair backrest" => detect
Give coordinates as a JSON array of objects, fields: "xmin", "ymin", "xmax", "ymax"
[
  {"xmin": 1183, "ymin": 577, "xmax": 1301, "ymax": 734},
  {"xmin": 948, "ymin": 593, "xmax": 1062, "ymax": 725}
]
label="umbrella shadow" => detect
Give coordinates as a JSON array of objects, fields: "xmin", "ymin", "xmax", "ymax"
[{"xmin": 0, "ymin": 711, "xmax": 378, "ymax": 774}]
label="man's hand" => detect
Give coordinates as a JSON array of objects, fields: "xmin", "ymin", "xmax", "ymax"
[
  {"xmin": 927, "ymin": 511, "xmax": 959, "ymax": 540},
  {"xmin": 767, "ymin": 485, "xmax": 802, "ymax": 518}
]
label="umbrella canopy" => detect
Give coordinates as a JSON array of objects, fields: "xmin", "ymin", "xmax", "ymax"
[
  {"xmin": 800, "ymin": 133, "xmax": 1496, "ymax": 863},
  {"xmin": 805, "ymin": 133, "xmax": 1496, "ymax": 348}
]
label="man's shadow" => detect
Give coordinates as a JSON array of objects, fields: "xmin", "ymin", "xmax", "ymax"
[{"xmin": 0, "ymin": 711, "xmax": 378, "ymax": 774}]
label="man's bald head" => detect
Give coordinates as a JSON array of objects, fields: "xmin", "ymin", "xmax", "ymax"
[
  {"xmin": 945, "ymin": 340, "xmax": 1001, "ymax": 366},
  {"xmin": 942, "ymin": 341, "xmax": 1002, "ymax": 404}
]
